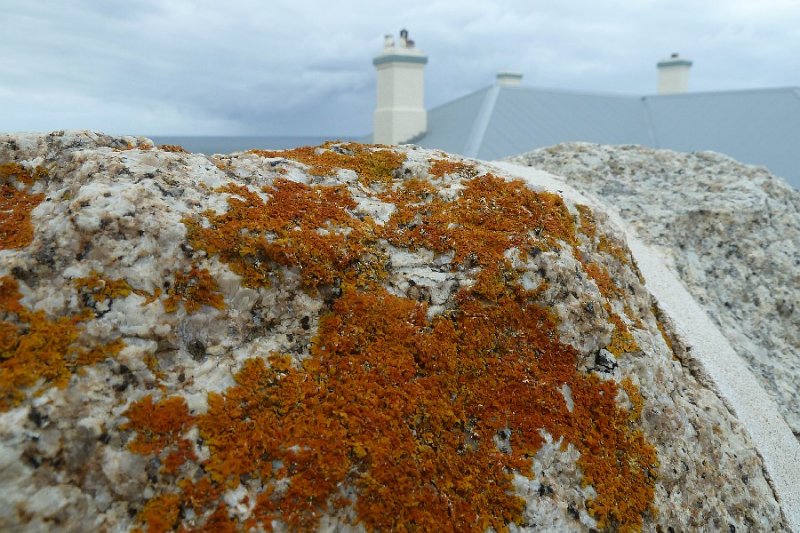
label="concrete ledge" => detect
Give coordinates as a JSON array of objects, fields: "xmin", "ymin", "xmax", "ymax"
[
  {"xmin": 373, "ymin": 54, "xmax": 428, "ymax": 66},
  {"xmin": 657, "ymin": 59, "xmax": 693, "ymax": 68},
  {"xmin": 627, "ymin": 233, "xmax": 800, "ymax": 532}
]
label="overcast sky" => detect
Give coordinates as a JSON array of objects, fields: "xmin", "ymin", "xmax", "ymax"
[{"xmin": 2, "ymin": 0, "xmax": 799, "ymax": 136}]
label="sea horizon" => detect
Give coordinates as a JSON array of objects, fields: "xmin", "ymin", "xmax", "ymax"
[{"xmin": 147, "ymin": 135, "xmax": 360, "ymax": 155}]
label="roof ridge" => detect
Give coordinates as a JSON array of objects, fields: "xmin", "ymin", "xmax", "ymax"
[
  {"xmin": 463, "ymin": 85, "xmax": 500, "ymax": 157},
  {"xmin": 508, "ymin": 85, "xmax": 642, "ymax": 99},
  {"xmin": 426, "ymin": 85, "xmax": 494, "ymax": 113},
  {"xmin": 644, "ymin": 86, "xmax": 800, "ymax": 99},
  {"xmin": 640, "ymin": 97, "xmax": 660, "ymax": 148}
]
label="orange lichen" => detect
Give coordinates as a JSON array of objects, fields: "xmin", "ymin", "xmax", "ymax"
[
  {"xmin": 427, "ymin": 158, "xmax": 480, "ymax": 179},
  {"xmin": 577, "ymin": 203, "xmax": 644, "ymax": 291},
  {"xmin": 576, "ymin": 203, "xmax": 597, "ymax": 240},
  {"xmin": 621, "ymin": 377, "xmax": 645, "ymax": 422},
  {"xmin": 164, "ymin": 266, "xmax": 225, "ymax": 313},
  {"xmin": 657, "ymin": 319, "xmax": 674, "ymax": 352},
  {"xmin": 211, "ymin": 157, "xmax": 230, "ymax": 172},
  {"xmin": 582, "ymin": 261, "xmax": 622, "ymax": 301},
  {"xmin": 607, "ymin": 307, "xmax": 639, "ymax": 356},
  {"xmin": 651, "ymin": 305, "xmax": 678, "ymax": 361},
  {"xmin": 162, "ymin": 440, "xmax": 197, "ymax": 474},
  {"xmin": 0, "ymin": 277, "xmax": 24, "ymax": 314},
  {"xmin": 121, "ymin": 141, "xmax": 152, "ymax": 151},
  {"xmin": 74, "ymin": 272, "xmax": 133, "ymax": 302},
  {"xmin": 578, "ymin": 204, "xmax": 631, "ymax": 268},
  {"xmin": 159, "ymin": 144, "xmax": 188, "ymax": 153},
  {"xmin": 134, "ymin": 493, "xmax": 182, "ymax": 533},
  {"xmin": 199, "ymin": 504, "xmax": 238, "ymax": 533},
  {"xmin": 0, "ymin": 162, "xmax": 47, "ymax": 186},
  {"xmin": 138, "ymin": 287, "xmax": 163, "ymax": 306},
  {"xmin": 74, "ymin": 272, "xmax": 163, "ymax": 312},
  {"xmin": 73, "ymin": 338, "xmax": 125, "ymax": 366},
  {"xmin": 124, "ymin": 399, "xmax": 233, "ymax": 531},
  {"xmin": 0, "ymin": 276, "xmax": 123, "ymax": 411},
  {"xmin": 186, "ymin": 282, "xmax": 657, "ymax": 532},
  {"xmin": 598, "ymin": 234, "xmax": 631, "ymax": 266},
  {"xmin": 576, "ymin": 202, "xmax": 643, "ymax": 359},
  {"xmin": 178, "ymin": 477, "xmax": 223, "ymax": 514},
  {"xmin": 136, "ymin": 161, "xmax": 660, "ymax": 531},
  {"xmin": 625, "ymin": 304, "xmax": 646, "ymax": 330},
  {"xmin": 184, "ymin": 180, "xmax": 383, "ymax": 290},
  {"xmin": 122, "ymin": 394, "xmax": 196, "ymax": 474},
  {"xmin": 1, "ymin": 162, "xmax": 45, "ymax": 249},
  {"xmin": 142, "ymin": 352, "xmax": 165, "ymax": 381},
  {"xmin": 250, "ymin": 142, "xmax": 406, "ymax": 187},
  {"xmin": 382, "ymin": 174, "xmax": 578, "ymax": 270}
]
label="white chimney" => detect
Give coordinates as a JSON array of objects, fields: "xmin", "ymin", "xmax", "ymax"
[
  {"xmin": 657, "ymin": 53, "xmax": 693, "ymax": 94},
  {"xmin": 373, "ymin": 29, "xmax": 428, "ymax": 144}
]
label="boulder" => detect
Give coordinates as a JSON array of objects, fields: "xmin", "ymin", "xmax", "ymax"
[
  {"xmin": 508, "ymin": 143, "xmax": 800, "ymax": 440},
  {"xmin": 0, "ymin": 132, "xmax": 788, "ymax": 531}
]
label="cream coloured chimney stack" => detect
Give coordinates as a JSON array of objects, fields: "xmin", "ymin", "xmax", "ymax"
[
  {"xmin": 373, "ymin": 29, "xmax": 428, "ymax": 144},
  {"xmin": 657, "ymin": 53, "xmax": 693, "ymax": 94}
]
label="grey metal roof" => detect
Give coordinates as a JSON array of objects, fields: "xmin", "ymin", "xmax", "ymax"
[
  {"xmin": 642, "ymin": 88, "xmax": 800, "ymax": 184},
  {"xmin": 408, "ymin": 87, "xmax": 491, "ymax": 154},
  {"xmin": 477, "ymin": 87, "xmax": 651, "ymax": 160},
  {"xmin": 412, "ymin": 85, "xmax": 800, "ymax": 187}
]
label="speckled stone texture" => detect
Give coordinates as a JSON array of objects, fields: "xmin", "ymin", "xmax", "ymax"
[
  {"xmin": 0, "ymin": 131, "xmax": 788, "ymax": 531},
  {"xmin": 508, "ymin": 144, "xmax": 800, "ymax": 441}
]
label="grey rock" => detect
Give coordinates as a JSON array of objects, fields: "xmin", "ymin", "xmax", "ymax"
[
  {"xmin": 0, "ymin": 132, "xmax": 788, "ymax": 531},
  {"xmin": 508, "ymin": 143, "xmax": 800, "ymax": 440}
]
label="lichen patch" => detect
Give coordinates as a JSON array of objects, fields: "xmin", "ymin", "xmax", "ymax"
[
  {"xmin": 0, "ymin": 276, "xmax": 124, "ymax": 411},
  {"xmin": 123, "ymin": 156, "xmax": 658, "ymax": 531},
  {"xmin": 0, "ymin": 162, "xmax": 46, "ymax": 250},
  {"xmin": 250, "ymin": 142, "xmax": 406, "ymax": 187}
]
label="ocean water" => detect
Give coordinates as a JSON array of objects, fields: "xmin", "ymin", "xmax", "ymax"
[{"xmin": 147, "ymin": 136, "xmax": 358, "ymax": 155}]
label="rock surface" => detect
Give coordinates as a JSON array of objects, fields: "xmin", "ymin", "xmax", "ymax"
[
  {"xmin": 508, "ymin": 144, "xmax": 800, "ymax": 440},
  {"xmin": 0, "ymin": 131, "xmax": 788, "ymax": 531}
]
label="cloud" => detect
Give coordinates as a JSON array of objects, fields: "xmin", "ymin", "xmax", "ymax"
[{"xmin": 2, "ymin": 0, "xmax": 799, "ymax": 135}]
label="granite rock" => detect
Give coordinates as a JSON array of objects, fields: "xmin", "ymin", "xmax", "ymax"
[
  {"xmin": 508, "ymin": 144, "xmax": 800, "ymax": 440},
  {"xmin": 0, "ymin": 132, "xmax": 788, "ymax": 531}
]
